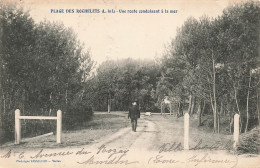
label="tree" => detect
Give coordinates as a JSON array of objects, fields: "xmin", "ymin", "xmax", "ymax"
[
  {"xmin": 158, "ymin": 1, "xmax": 260, "ymax": 133},
  {"xmin": 219, "ymin": 1, "xmax": 260, "ymax": 132},
  {"xmin": 0, "ymin": 3, "xmax": 94, "ymax": 141},
  {"xmin": 91, "ymin": 58, "xmax": 160, "ymax": 112}
]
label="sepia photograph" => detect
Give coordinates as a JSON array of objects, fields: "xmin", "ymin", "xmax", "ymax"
[{"xmin": 0, "ymin": 0, "xmax": 259, "ymax": 167}]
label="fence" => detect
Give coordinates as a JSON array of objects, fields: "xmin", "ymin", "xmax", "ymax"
[
  {"xmin": 183, "ymin": 113, "xmax": 239, "ymax": 150},
  {"xmin": 15, "ymin": 109, "xmax": 62, "ymax": 144}
]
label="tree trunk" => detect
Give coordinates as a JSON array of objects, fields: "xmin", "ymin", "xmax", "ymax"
[
  {"xmin": 235, "ymin": 88, "xmax": 242, "ymax": 133},
  {"xmin": 198, "ymin": 100, "xmax": 202, "ymax": 126},
  {"xmin": 217, "ymin": 110, "xmax": 220, "ymax": 133},
  {"xmin": 108, "ymin": 94, "xmax": 111, "ymax": 113},
  {"xmin": 245, "ymin": 71, "xmax": 252, "ymax": 133},
  {"xmin": 0, "ymin": 8, "xmax": 4, "ymax": 141},
  {"xmin": 178, "ymin": 101, "xmax": 181, "ymax": 116},
  {"xmin": 190, "ymin": 96, "xmax": 196, "ymax": 116},
  {"xmin": 180, "ymin": 100, "xmax": 184, "ymax": 116},
  {"xmin": 177, "ymin": 98, "xmax": 184, "ymax": 117},
  {"xmin": 211, "ymin": 50, "xmax": 217, "ymax": 133},
  {"xmin": 257, "ymin": 91, "xmax": 260, "ymax": 126},
  {"xmin": 220, "ymin": 100, "xmax": 224, "ymax": 115},
  {"xmin": 108, "ymin": 99, "xmax": 110, "ymax": 113},
  {"xmin": 227, "ymin": 102, "xmax": 232, "ymax": 133},
  {"xmin": 202, "ymin": 100, "xmax": 205, "ymax": 115},
  {"xmin": 49, "ymin": 108, "xmax": 52, "ymax": 116},
  {"xmin": 0, "ymin": 7, "xmax": 3, "ymax": 127},
  {"xmin": 65, "ymin": 83, "xmax": 68, "ymax": 105},
  {"xmin": 187, "ymin": 94, "xmax": 192, "ymax": 115},
  {"xmin": 229, "ymin": 116, "xmax": 234, "ymax": 134},
  {"xmin": 2, "ymin": 89, "xmax": 5, "ymax": 117},
  {"xmin": 217, "ymin": 101, "xmax": 224, "ymax": 133},
  {"xmin": 161, "ymin": 101, "xmax": 163, "ymax": 115}
]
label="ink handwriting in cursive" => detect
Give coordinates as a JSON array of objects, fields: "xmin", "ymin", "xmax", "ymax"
[
  {"xmin": 30, "ymin": 149, "xmax": 74, "ymax": 159},
  {"xmin": 96, "ymin": 144, "xmax": 129, "ymax": 158},
  {"xmin": 158, "ymin": 142, "xmax": 182, "ymax": 153},
  {"xmin": 191, "ymin": 139, "xmax": 233, "ymax": 150},
  {"xmin": 187, "ymin": 153, "xmax": 238, "ymax": 168},
  {"xmin": 158, "ymin": 139, "xmax": 233, "ymax": 153},
  {"xmin": 148, "ymin": 153, "xmax": 238, "ymax": 167},
  {"xmin": 148, "ymin": 155, "xmax": 179, "ymax": 164},
  {"xmin": 77, "ymin": 154, "xmax": 139, "ymax": 165},
  {"xmin": 78, "ymin": 144, "xmax": 138, "ymax": 165}
]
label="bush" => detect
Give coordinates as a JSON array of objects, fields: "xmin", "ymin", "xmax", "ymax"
[
  {"xmin": 63, "ymin": 102, "xmax": 93, "ymax": 129},
  {"xmin": 237, "ymin": 127, "xmax": 260, "ymax": 154}
]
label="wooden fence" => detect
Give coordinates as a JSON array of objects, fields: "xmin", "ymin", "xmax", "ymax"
[{"xmin": 15, "ymin": 109, "xmax": 62, "ymax": 144}]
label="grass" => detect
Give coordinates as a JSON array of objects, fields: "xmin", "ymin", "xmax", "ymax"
[
  {"xmin": 1, "ymin": 111, "xmax": 258, "ymax": 155},
  {"xmin": 237, "ymin": 127, "xmax": 260, "ymax": 154},
  {"xmin": 146, "ymin": 114, "xmax": 233, "ymax": 151},
  {"xmin": 198, "ymin": 114, "xmax": 233, "ymax": 135},
  {"xmin": 0, "ymin": 112, "xmax": 130, "ymax": 150}
]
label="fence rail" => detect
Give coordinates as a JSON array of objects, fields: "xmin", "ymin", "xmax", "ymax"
[
  {"xmin": 15, "ymin": 109, "xmax": 62, "ymax": 144},
  {"xmin": 17, "ymin": 116, "xmax": 58, "ymax": 120}
]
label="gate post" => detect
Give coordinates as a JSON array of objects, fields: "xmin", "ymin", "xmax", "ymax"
[
  {"xmin": 15, "ymin": 109, "xmax": 21, "ymax": 144},
  {"xmin": 184, "ymin": 113, "xmax": 189, "ymax": 150},
  {"xmin": 57, "ymin": 110, "xmax": 62, "ymax": 144},
  {"xmin": 233, "ymin": 114, "xmax": 239, "ymax": 149}
]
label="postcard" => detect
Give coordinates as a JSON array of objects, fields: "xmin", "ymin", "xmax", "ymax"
[{"xmin": 0, "ymin": 0, "xmax": 259, "ymax": 168}]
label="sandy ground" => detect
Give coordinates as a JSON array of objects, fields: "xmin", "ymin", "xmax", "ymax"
[{"xmin": 0, "ymin": 112, "xmax": 259, "ymax": 168}]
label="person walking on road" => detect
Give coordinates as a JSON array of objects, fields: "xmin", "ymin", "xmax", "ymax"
[{"xmin": 128, "ymin": 101, "xmax": 140, "ymax": 132}]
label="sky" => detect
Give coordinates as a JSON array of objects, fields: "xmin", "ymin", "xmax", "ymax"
[{"xmin": 7, "ymin": 0, "xmax": 245, "ymax": 64}]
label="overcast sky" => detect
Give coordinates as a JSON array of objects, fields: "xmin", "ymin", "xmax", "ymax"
[{"xmin": 14, "ymin": 0, "xmax": 243, "ymax": 64}]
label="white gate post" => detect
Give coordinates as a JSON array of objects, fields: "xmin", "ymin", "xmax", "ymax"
[
  {"xmin": 233, "ymin": 114, "xmax": 239, "ymax": 149},
  {"xmin": 184, "ymin": 113, "xmax": 189, "ymax": 150},
  {"xmin": 57, "ymin": 110, "xmax": 62, "ymax": 144},
  {"xmin": 15, "ymin": 109, "xmax": 21, "ymax": 144}
]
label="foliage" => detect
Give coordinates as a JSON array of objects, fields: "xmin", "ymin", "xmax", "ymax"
[
  {"xmin": 157, "ymin": 1, "xmax": 260, "ymax": 132},
  {"xmin": 237, "ymin": 127, "xmax": 260, "ymax": 154},
  {"xmin": 0, "ymin": 3, "xmax": 94, "ymax": 143},
  {"xmin": 90, "ymin": 58, "xmax": 161, "ymax": 112}
]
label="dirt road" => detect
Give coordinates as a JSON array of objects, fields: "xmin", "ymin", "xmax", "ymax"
[
  {"xmin": 76, "ymin": 112, "xmax": 260, "ymax": 168},
  {"xmin": 90, "ymin": 114, "xmax": 157, "ymax": 150},
  {"xmin": 89, "ymin": 112, "xmax": 232, "ymax": 151},
  {"xmin": 0, "ymin": 112, "xmax": 259, "ymax": 168}
]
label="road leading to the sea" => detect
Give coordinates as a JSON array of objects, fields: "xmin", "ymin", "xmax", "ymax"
[
  {"xmin": 0, "ymin": 112, "xmax": 259, "ymax": 168},
  {"xmin": 89, "ymin": 112, "xmax": 227, "ymax": 151},
  {"xmin": 84, "ymin": 112, "xmax": 259, "ymax": 168}
]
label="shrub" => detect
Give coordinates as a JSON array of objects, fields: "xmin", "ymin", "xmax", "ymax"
[{"xmin": 237, "ymin": 127, "xmax": 260, "ymax": 154}]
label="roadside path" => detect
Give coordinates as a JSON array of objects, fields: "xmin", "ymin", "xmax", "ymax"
[
  {"xmin": 0, "ymin": 112, "xmax": 259, "ymax": 168},
  {"xmin": 88, "ymin": 113, "xmax": 158, "ymax": 151}
]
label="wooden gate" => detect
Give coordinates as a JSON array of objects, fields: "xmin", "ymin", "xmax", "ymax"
[{"xmin": 15, "ymin": 109, "xmax": 62, "ymax": 144}]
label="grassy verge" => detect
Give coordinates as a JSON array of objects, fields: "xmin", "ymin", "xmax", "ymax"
[
  {"xmin": 237, "ymin": 127, "xmax": 260, "ymax": 154},
  {"xmin": 0, "ymin": 112, "xmax": 129, "ymax": 150}
]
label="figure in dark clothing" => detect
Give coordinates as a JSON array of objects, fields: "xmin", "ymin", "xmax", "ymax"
[{"xmin": 128, "ymin": 101, "xmax": 140, "ymax": 132}]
